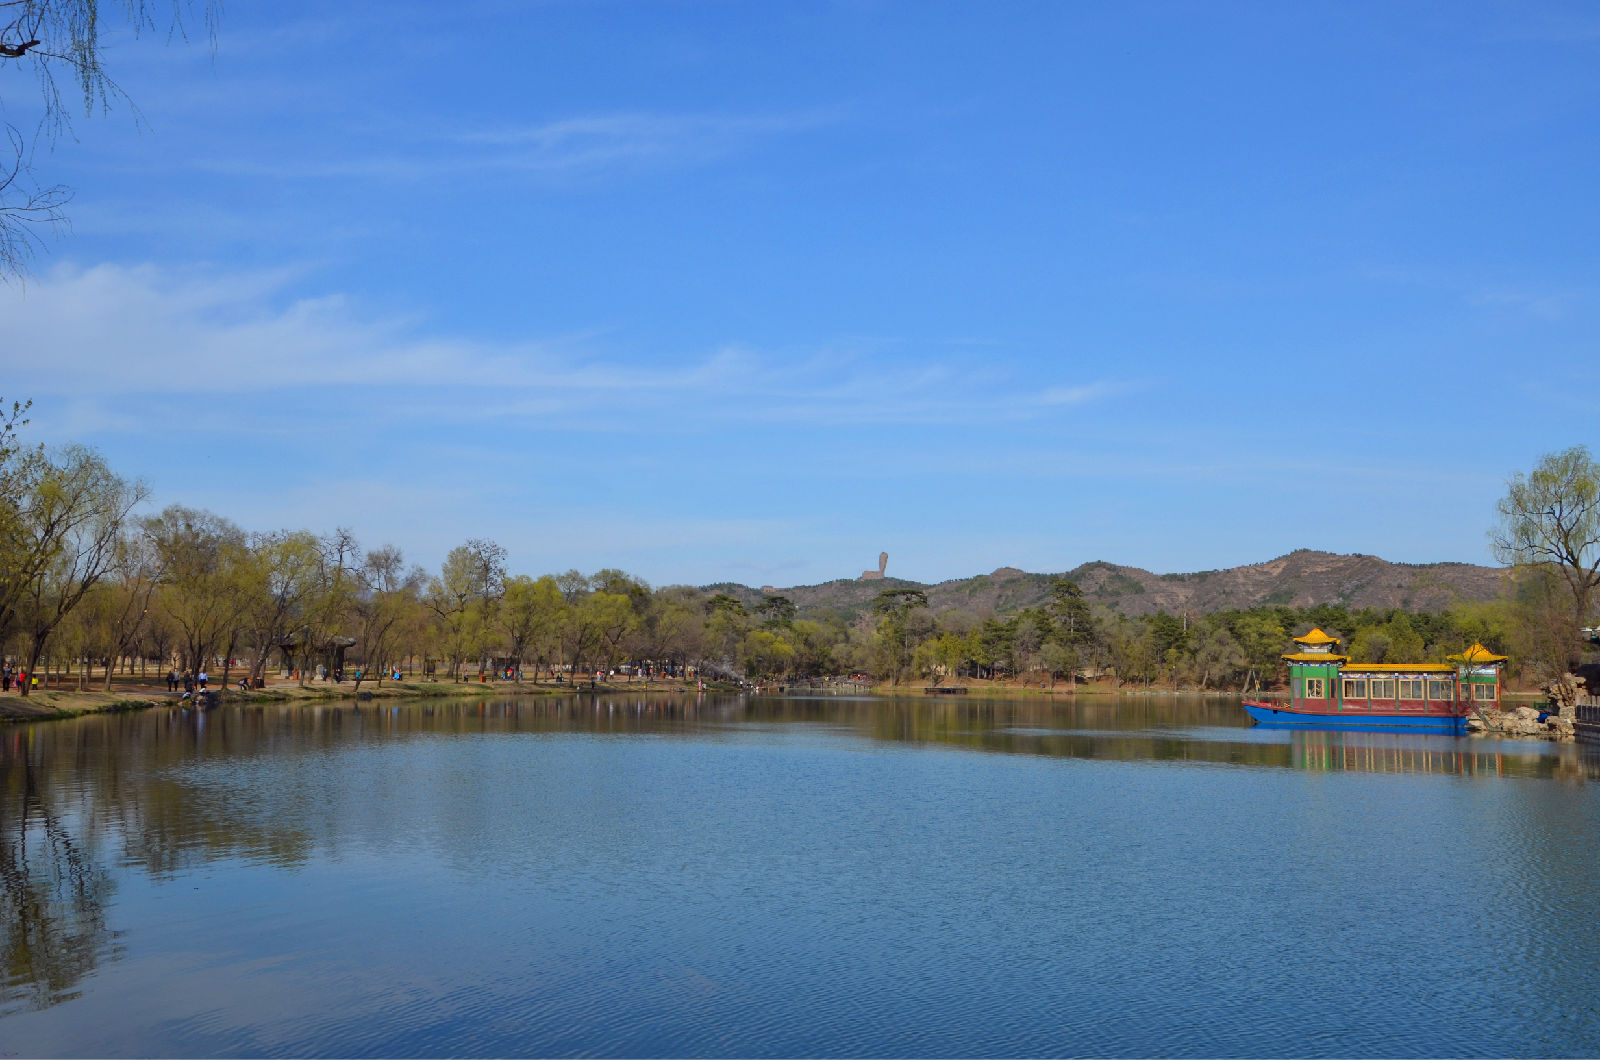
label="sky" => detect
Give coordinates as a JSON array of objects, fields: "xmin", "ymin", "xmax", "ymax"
[{"xmin": 2, "ymin": 0, "xmax": 1597, "ymax": 589}]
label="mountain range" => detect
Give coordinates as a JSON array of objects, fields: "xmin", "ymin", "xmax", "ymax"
[{"xmin": 704, "ymin": 550, "xmax": 1507, "ymax": 622}]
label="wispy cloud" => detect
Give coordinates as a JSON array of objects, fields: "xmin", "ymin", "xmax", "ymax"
[
  {"xmin": 459, "ymin": 109, "xmax": 842, "ymax": 166},
  {"xmin": 1037, "ymin": 383, "xmax": 1114, "ymax": 406},
  {"xmin": 192, "ymin": 107, "xmax": 846, "ymax": 183},
  {"xmin": 2, "ymin": 262, "xmax": 1121, "ymax": 432},
  {"xmin": 1359, "ymin": 262, "xmax": 1590, "ymax": 320}
]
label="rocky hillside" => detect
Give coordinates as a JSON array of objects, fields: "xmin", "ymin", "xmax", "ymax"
[{"xmin": 705, "ymin": 550, "xmax": 1507, "ymax": 621}]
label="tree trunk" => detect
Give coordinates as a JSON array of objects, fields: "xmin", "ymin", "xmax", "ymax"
[
  {"xmin": 19, "ymin": 636, "xmax": 45, "ymax": 697},
  {"xmin": 219, "ymin": 634, "xmax": 236, "ymax": 693}
]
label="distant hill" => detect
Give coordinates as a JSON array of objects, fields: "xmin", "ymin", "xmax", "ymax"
[{"xmin": 704, "ymin": 550, "xmax": 1507, "ymax": 621}]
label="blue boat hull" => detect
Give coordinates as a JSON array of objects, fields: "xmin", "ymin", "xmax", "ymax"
[{"xmin": 1242, "ymin": 700, "xmax": 1467, "ymax": 735}]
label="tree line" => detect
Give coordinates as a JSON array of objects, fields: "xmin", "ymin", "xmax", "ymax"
[{"xmin": 2, "ymin": 402, "xmax": 1596, "ymax": 694}]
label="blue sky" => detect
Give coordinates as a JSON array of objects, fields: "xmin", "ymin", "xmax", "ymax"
[{"xmin": 3, "ymin": 1, "xmax": 1597, "ymax": 588}]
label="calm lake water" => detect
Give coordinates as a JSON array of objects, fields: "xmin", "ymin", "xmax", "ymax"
[{"xmin": 3, "ymin": 692, "xmax": 1599, "ymax": 1058}]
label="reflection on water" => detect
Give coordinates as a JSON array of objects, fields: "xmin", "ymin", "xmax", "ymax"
[
  {"xmin": 1, "ymin": 693, "xmax": 1599, "ymax": 1057},
  {"xmin": 1288, "ymin": 728, "xmax": 1600, "ymax": 779},
  {"xmin": 0, "ymin": 749, "xmax": 118, "ymax": 1013}
]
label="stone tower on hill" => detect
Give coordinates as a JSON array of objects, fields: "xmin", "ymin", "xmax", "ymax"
[{"xmin": 859, "ymin": 552, "xmax": 888, "ymax": 580}]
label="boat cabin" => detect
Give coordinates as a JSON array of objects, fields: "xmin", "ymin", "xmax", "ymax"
[{"xmin": 1283, "ymin": 629, "xmax": 1506, "ymax": 717}]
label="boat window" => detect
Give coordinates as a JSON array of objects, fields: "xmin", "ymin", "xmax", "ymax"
[
  {"xmin": 1398, "ymin": 679, "xmax": 1425, "ymax": 699},
  {"xmin": 1426, "ymin": 679, "xmax": 1454, "ymax": 701},
  {"xmin": 1370, "ymin": 679, "xmax": 1395, "ymax": 700},
  {"xmin": 1304, "ymin": 677, "xmax": 1325, "ymax": 698},
  {"xmin": 1472, "ymin": 682, "xmax": 1497, "ymax": 701},
  {"xmin": 1341, "ymin": 679, "xmax": 1367, "ymax": 699}
]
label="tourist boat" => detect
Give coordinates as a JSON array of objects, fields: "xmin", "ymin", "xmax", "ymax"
[{"xmin": 1241, "ymin": 629, "xmax": 1505, "ymax": 735}]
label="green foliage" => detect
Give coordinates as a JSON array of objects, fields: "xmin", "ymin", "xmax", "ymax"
[
  {"xmin": 1047, "ymin": 579, "xmax": 1095, "ymax": 646},
  {"xmin": 9, "ymin": 404, "xmax": 1583, "ymax": 695},
  {"xmin": 705, "ymin": 593, "xmax": 748, "ymax": 617},
  {"xmin": 1347, "ymin": 613, "xmax": 1423, "ymax": 663},
  {"xmin": 1493, "ymin": 445, "xmax": 1600, "ymax": 667},
  {"xmin": 872, "ymin": 588, "xmax": 930, "ymax": 684},
  {"xmin": 741, "ymin": 629, "xmax": 795, "ymax": 678},
  {"xmin": 757, "ymin": 594, "xmax": 797, "ymax": 630}
]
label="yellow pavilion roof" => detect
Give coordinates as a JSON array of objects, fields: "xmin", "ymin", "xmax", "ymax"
[
  {"xmin": 1293, "ymin": 628, "xmax": 1341, "ymax": 646},
  {"xmin": 1446, "ymin": 642, "xmax": 1507, "ymax": 665},
  {"xmin": 1282, "ymin": 652, "xmax": 1350, "ymax": 663}
]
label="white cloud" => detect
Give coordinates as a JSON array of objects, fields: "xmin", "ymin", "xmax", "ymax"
[{"xmin": 1, "ymin": 261, "xmax": 1119, "ymax": 431}]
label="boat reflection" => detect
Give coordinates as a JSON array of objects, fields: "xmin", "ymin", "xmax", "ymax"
[
  {"xmin": 3, "ymin": 692, "xmax": 1600, "ymax": 1016},
  {"xmin": 1288, "ymin": 727, "xmax": 1600, "ymax": 780}
]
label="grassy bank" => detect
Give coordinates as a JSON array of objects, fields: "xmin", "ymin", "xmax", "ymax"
[
  {"xmin": 4, "ymin": 675, "xmax": 1551, "ymax": 723},
  {"xmin": 0, "ymin": 675, "xmax": 711, "ymax": 723}
]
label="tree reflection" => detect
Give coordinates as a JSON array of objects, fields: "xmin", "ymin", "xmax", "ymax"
[
  {"xmin": 0, "ymin": 710, "xmax": 316, "ymax": 1015},
  {"xmin": 0, "ymin": 752, "xmax": 117, "ymax": 1014},
  {"xmin": 0, "ymin": 692, "xmax": 1597, "ymax": 1018}
]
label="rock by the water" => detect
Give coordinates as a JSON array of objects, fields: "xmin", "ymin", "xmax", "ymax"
[
  {"xmin": 1544, "ymin": 673, "xmax": 1586, "ymax": 720},
  {"xmin": 1473, "ymin": 705, "xmax": 1577, "ymax": 741}
]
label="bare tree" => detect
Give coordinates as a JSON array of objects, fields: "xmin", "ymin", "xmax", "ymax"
[
  {"xmin": 235, "ymin": 529, "xmax": 323, "ymax": 686},
  {"xmin": 97, "ymin": 529, "xmax": 164, "ymax": 690},
  {"xmin": 352, "ymin": 544, "xmax": 424, "ymax": 690}
]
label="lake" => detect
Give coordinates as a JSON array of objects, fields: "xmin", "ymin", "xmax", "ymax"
[{"xmin": 2, "ymin": 692, "xmax": 1599, "ymax": 1057}]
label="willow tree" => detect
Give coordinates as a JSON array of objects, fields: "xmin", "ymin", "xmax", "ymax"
[
  {"xmin": 10, "ymin": 445, "xmax": 146, "ymax": 693},
  {"xmin": 145, "ymin": 505, "xmax": 250, "ymax": 678},
  {"xmin": 352, "ymin": 544, "xmax": 425, "ymax": 688},
  {"xmin": 235, "ymin": 530, "xmax": 325, "ymax": 686},
  {"xmin": 0, "ymin": 398, "xmax": 44, "ymax": 641},
  {"xmin": 426, "ymin": 539, "xmax": 506, "ymax": 679},
  {"xmin": 1492, "ymin": 446, "xmax": 1600, "ymax": 669},
  {"xmin": 500, "ymin": 574, "xmax": 562, "ymax": 680},
  {"xmin": 1, "ymin": 0, "xmax": 217, "ymax": 276}
]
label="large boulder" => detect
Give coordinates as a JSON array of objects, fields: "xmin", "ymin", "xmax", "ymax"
[
  {"xmin": 1545, "ymin": 673, "xmax": 1586, "ymax": 720},
  {"xmin": 1480, "ymin": 706, "xmax": 1548, "ymax": 737}
]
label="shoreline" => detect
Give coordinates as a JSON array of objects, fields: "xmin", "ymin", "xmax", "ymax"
[
  {"xmin": 0, "ymin": 675, "xmax": 720, "ymax": 723},
  {"xmin": 2, "ymin": 676, "xmax": 1553, "ymax": 725}
]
